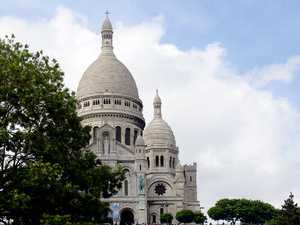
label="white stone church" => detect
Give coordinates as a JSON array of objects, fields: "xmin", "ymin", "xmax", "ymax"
[{"xmin": 76, "ymin": 13, "xmax": 200, "ymax": 225}]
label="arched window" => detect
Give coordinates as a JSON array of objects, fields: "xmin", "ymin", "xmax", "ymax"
[
  {"xmin": 169, "ymin": 157, "xmax": 172, "ymax": 168},
  {"xmin": 160, "ymin": 156, "xmax": 164, "ymax": 167},
  {"xmin": 152, "ymin": 215, "xmax": 156, "ymax": 224},
  {"xmin": 104, "ymin": 99, "xmax": 111, "ymax": 104},
  {"xmin": 116, "ymin": 126, "xmax": 121, "ymax": 142},
  {"xmin": 84, "ymin": 101, "xmax": 90, "ymax": 107},
  {"xmin": 160, "ymin": 208, "xmax": 164, "ymax": 215},
  {"xmin": 133, "ymin": 130, "xmax": 138, "ymax": 145},
  {"xmin": 125, "ymin": 128, "xmax": 131, "ymax": 145},
  {"xmin": 124, "ymin": 100, "xmax": 131, "ymax": 107},
  {"xmin": 155, "ymin": 156, "xmax": 159, "ymax": 167},
  {"xmin": 93, "ymin": 99, "xmax": 100, "ymax": 105},
  {"xmin": 114, "ymin": 99, "xmax": 121, "ymax": 105},
  {"xmin": 103, "ymin": 34, "xmax": 112, "ymax": 44},
  {"xmin": 147, "ymin": 157, "xmax": 150, "ymax": 168},
  {"xmin": 172, "ymin": 157, "xmax": 175, "ymax": 168},
  {"xmin": 93, "ymin": 126, "xmax": 99, "ymax": 142},
  {"xmin": 124, "ymin": 180, "xmax": 128, "ymax": 196},
  {"xmin": 139, "ymin": 164, "xmax": 142, "ymax": 171}
]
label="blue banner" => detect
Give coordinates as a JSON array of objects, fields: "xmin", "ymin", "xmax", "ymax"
[{"xmin": 113, "ymin": 203, "xmax": 119, "ymax": 220}]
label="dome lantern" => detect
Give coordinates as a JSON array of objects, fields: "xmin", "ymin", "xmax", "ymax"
[
  {"xmin": 153, "ymin": 90, "xmax": 162, "ymax": 118},
  {"xmin": 101, "ymin": 11, "xmax": 113, "ymax": 52}
]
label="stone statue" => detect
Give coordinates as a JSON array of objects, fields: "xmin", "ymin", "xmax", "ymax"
[
  {"xmin": 138, "ymin": 175, "xmax": 144, "ymax": 191},
  {"xmin": 103, "ymin": 136, "xmax": 109, "ymax": 154}
]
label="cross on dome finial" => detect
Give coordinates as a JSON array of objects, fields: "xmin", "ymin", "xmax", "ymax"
[{"xmin": 105, "ymin": 10, "xmax": 109, "ymax": 18}]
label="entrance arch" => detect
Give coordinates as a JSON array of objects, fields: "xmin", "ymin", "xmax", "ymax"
[{"xmin": 120, "ymin": 210, "xmax": 134, "ymax": 225}]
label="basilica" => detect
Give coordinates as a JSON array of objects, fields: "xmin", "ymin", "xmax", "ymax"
[{"xmin": 76, "ymin": 13, "xmax": 200, "ymax": 224}]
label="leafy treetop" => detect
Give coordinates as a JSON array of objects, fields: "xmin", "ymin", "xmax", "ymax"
[
  {"xmin": 175, "ymin": 209, "xmax": 195, "ymax": 224},
  {"xmin": 207, "ymin": 198, "xmax": 277, "ymax": 225},
  {"xmin": 0, "ymin": 35, "xmax": 125, "ymax": 224}
]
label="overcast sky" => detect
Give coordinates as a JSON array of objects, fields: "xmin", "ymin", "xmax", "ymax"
[{"xmin": 1, "ymin": 0, "xmax": 300, "ymax": 222}]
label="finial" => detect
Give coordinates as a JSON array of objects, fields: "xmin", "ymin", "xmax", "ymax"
[{"xmin": 105, "ymin": 10, "xmax": 109, "ymax": 18}]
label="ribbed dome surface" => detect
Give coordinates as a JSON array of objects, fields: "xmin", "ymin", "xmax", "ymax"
[
  {"xmin": 76, "ymin": 14, "xmax": 140, "ymax": 101},
  {"xmin": 144, "ymin": 117, "xmax": 176, "ymax": 148},
  {"xmin": 102, "ymin": 17, "xmax": 112, "ymax": 31},
  {"xmin": 153, "ymin": 92, "xmax": 161, "ymax": 104},
  {"xmin": 76, "ymin": 52, "xmax": 140, "ymax": 100}
]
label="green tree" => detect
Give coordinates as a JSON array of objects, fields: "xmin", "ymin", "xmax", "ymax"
[
  {"xmin": 160, "ymin": 213, "xmax": 173, "ymax": 224},
  {"xmin": 208, "ymin": 198, "xmax": 277, "ymax": 225},
  {"xmin": 207, "ymin": 199, "xmax": 239, "ymax": 224},
  {"xmin": 175, "ymin": 209, "xmax": 195, "ymax": 224},
  {"xmin": 0, "ymin": 35, "xmax": 125, "ymax": 224},
  {"xmin": 236, "ymin": 199, "xmax": 277, "ymax": 224},
  {"xmin": 271, "ymin": 193, "xmax": 300, "ymax": 225},
  {"xmin": 194, "ymin": 212, "xmax": 207, "ymax": 224}
]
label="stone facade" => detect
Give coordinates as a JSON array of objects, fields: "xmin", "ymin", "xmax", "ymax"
[{"xmin": 76, "ymin": 13, "xmax": 200, "ymax": 225}]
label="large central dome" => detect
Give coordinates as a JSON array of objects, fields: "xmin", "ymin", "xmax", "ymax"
[
  {"xmin": 77, "ymin": 53, "xmax": 139, "ymax": 100},
  {"xmin": 76, "ymin": 16, "xmax": 140, "ymax": 101}
]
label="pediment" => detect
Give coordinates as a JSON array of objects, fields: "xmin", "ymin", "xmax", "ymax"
[{"xmin": 96, "ymin": 124, "xmax": 116, "ymax": 139}]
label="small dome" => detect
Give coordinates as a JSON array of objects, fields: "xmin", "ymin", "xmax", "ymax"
[
  {"xmin": 135, "ymin": 134, "xmax": 145, "ymax": 146},
  {"xmin": 102, "ymin": 17, "xmax": 112, "ymax": 31},
  {"xmin": 144, "ymin": 91, "xmax": 176, "ymax": 148},
  {"xmin": 144, "ymin": 117, "xmax": 176, "ymax": 148}
]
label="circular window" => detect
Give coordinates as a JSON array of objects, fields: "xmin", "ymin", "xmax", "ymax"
[{"xmin": 155, "ymin": 183, "xmax": 166, "ymax": 195}]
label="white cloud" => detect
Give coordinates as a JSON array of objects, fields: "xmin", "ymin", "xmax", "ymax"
[
  {"xmin": 113, "ymin": 16, "xmax": 300, "ymax": 212},
  {"xmin": 1, "ymin": 5, "xmax": 300, "ymax": 219},
  {"xmin": 245, "ymin": 55, "xmax": 300, "ymax": 87},
  {"xmin": 0, "ymin": 5, "xmax": 99, "ymax": 92}
]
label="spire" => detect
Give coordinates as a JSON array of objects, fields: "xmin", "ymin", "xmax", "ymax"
[
  {"xmin": 153, "ymin": 90, "xmax": 162, "ymax": 118},
  {"xmin": 101, "ymin": 11, "xmax": 113, "ymax": 52}
]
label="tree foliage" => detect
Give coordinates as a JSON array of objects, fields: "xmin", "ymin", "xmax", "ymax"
[
  {"xmin": 160, "ymin": 213, "xmax": 173, "ymax": 224},
  {"xmin": 270, "ymin": 193, "xmax": 300, "ymax": 225},
  {"xmin": 207, "ymin": 198, "xmax": 277, "ymax": 224},
  {"xmin": 175, "ymin": 209, "xmax": 195, "ymax": 223},
  {"xmin": 207, "ymin": 199, "xmax": 239, "ymax": 223},
  {"xmin": 194, "ymin": 212, "xmax": 207, "ymax": 224},
  {"xmin": 0, "ymin": 35, "xmax": 125, "ymax": 224}
]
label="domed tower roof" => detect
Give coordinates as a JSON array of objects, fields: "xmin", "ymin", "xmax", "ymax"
[
  {"xmin": 76, "ymin": 12, "xmax": 145, "ymax": 130},
  {"xmin": 102, "ymin": 14, "xmax": 112, "ymax": 31},
  {"xmin": 76, "ymin": 11, "xmax": 140, "ymax": 102},
  {"xmin": 144, "ymin": 91, "xmax": 176, "ymax": 149},
  {"xmin": 153, "ymin": 89, "xmax": 161, "ymax": 105}
]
